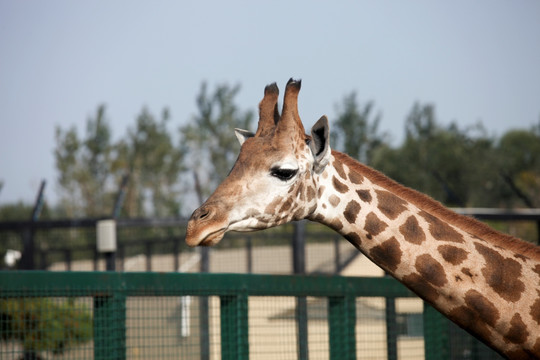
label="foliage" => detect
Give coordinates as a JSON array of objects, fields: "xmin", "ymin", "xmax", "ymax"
[
  {"xmin": 54, "ymin": 105, "xmax": 113, "ymax": 217},
  {"xmin": 0, "ymin": 298, "xmax": 93, "ymax": 355},
  {"xmin": 371, "ymin": 103, "xmax": 498, "ymax": 207},
  {"xmin": 331, "ymin": 92, "xmax": 387, "ymax": 165},
  {"xmin": 495, "ymin": 125, "xmax": 540, "ymax": 208},
  {"xmin": 54, "ymin": 105, "xmax": 185, "ymax": 217},
  {"xmin": 113, "ymin": 108, "xmax": 185, "ymax": 217},
  {"xmin": 370, "ymin": 103, "xmax": 540, "ymax": 208},
  {"xmin": 0, "ymin": 202, "xmax": 50, "ymax": 221},
  {"xmin": 180, "ymin": 82, "xmax": 253, "ymax": 202}
]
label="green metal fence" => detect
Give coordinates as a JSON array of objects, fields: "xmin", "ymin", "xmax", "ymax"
[{"xmin": 1, "ymin": 271, "xmax": 499, "ymax": 360}]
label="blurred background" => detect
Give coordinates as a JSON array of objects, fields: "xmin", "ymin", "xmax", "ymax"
[{"xmin": 1, "ymin": 1, "xmax": 539, "ymax": 218}]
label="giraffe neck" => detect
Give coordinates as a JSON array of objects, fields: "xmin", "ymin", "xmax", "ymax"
[{"xmin": 309, "ymin": 150, "xmax": 540, "ymax": 359}]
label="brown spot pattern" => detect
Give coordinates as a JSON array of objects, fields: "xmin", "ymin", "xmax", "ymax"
[
  {"xmin": 475, "ymin": 242, "xmax": 525, "ymax": 302},
  {"xmin": 279, "ymin": 198, "xmax": 294, "ymax": 213},
  {"xmin": 306, "ymin": 187, "xmax": 316, "ymax": 202},
  {"xmin": 364, "ymin": 212, "xmax": 388, "ymax": 238},
  {"xmin": 296, "ymin": 183, "xmax": 305, "ymax": 200},
  {"xmin": 344, "ymin": 232, "xmax": 362, "ymax": 247},
  {"xmin": 419, "ymin": 211, "xmax": 464, "ymax": 243},
  {"xmin": 329, "ymin": 195, "xmax": 340, "ymax": 207},
  {"xmin": 332, "ymin": 176, "xmax": 349, "ymax": 194},
  {"xmin": 448, "ymin": 306, "xmax": 493, "ymax": 344},
  {"xmin": 533, "ymin": 339, "xmax": 540, "ymax": 358},
  {"xmin": 328, "ymin": 218, "xmax": 343, "ymax": 231},
  {"xmin": 317, "ymin": 186, "xmax": 325, "ymax": 199},
  {"xmin": 369, "ymin": 237, "xmax": 402, "ymax": 272},
  {"xmin": 514, "ymin": 253, "xmax": 528, "ymax": 262},
  {"xmin": 293, "ymin": 207, "xmax": 305, "ymax": 220},
  {"xmin": 530, "ymin": 292, "xmax": 540, "ymax": 326},
  {"xmin": 506, "ymin": 348, "xmax": 538, "ymax": 360},
  {"xmin": 464, "ymin": 289, "xmax": 499, "ymax": 327},
  {"xmin": 399, "ymin": 216, "xmax": 425, "ymax": 245},
  {"xmin": 344, "ymin": 200, "xmax": 361, "ymax": 224},
  {"xmin": 415, "ymin": 254, "xmax": 447, "ymax": 287},
  {"xmin": 334, "ymin": 161, "xmax": 347, "ymax": 180},
  {"xmin": 356, "ymin": 190, "xmax": 372, "ymax": 203},
  {"xmin": 375, "ymin": 190, "xmax": 408, "ymax": 220},
  {"xmin": 265, "ymin": 196, "xmax": 283, "ymax": 215},
  {"xmin": 461, "ymin": 268, "xmax": 474, "ymax": 279},
  {"xmin": 438, "ymin": 245, "xmax": 468, "ymax": 265},
  {"xmin": 348, "ymin": 171, "xmax": 364, "ymax": 184},
  {"xmin": 402, "ymin": 273, "xmax": 440, "ymax": 303},
  {"xmin": 504, "ymin": 313, "xmax": 529, "ymax": 345}
]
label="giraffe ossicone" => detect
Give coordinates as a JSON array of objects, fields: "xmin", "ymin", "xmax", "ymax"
[{"xmin": 186, "ymin": 79, "xmax": 540, "ymax": 359}]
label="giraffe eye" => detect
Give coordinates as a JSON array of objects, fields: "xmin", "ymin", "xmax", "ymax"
[{"xmin": 270, "ymin": 167, "xmax": 298, "ymax": 181}]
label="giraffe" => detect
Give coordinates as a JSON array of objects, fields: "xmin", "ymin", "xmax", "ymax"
[{"xmin": 185, "ymin": 79, "xmax": 540, "ymax": 359}]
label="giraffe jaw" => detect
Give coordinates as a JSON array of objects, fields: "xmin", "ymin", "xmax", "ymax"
[
  {"xmin": 185, "ymin": 224, "xmax": 227, "ymax": 247},
  {"xmin": 186, "ymin": 217, "xmax": 265, "ymax": 247},
  {"xmin": 199, "ymin": 229, "xmax": 226, "ymax": 247}
]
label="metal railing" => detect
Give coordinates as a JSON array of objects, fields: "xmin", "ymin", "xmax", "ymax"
[{"xmin": 0, "ymin": 271, "xmax": 501, "ymax": 360}]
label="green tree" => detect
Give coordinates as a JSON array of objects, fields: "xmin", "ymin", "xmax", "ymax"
[
  {"xmin": 55, "ymin": 105, "xmax": 185, "ymax": 217},
  {"xmin": 331, "ymin": 92, "xmax": 386, "ymax": 165},
  {"xmin": 495, "ymin": 123, "xmax": 540, "ymax": 208},
  {"xmin": 0, "ymin": 202, "xmax": 50, "ymax": 221},
  {"xmin": 1, "ymin": 298, "xmax": 92, "ymax": 359},
  {"xmin": 54, "ymin": 105, "xmax": 113, "ymax": 216},
  {"xmin": 373, "ymin": 103, "xmax": 496, "ymax": 207},
  {"xmin": 180, "ymin": 82, "xmax": 254, "ymax": 202},
  {"xmin": 113, "ymin": 108, "xmax": 185, "ymax": 217}
]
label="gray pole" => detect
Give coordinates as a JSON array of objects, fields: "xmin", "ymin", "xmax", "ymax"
[
  {"xmin": 293, "ymin": 221, "xmax": 308, "ymax": 359},
  {"xmin": 21, "ymin": 180, "xmax": 46, "ymax": 270}
]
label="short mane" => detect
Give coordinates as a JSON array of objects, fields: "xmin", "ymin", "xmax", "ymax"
[{"xmin": 332, "ymin": 150, "xmax": 540, "ymax": 261}]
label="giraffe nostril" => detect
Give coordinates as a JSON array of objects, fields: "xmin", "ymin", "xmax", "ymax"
[{"xmin": 196, "ymin": 206, "xmax": 212, "ymax": 221}]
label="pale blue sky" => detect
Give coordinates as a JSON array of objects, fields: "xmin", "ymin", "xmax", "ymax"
[{"xmin": 1, "ymin": 1, "xmax": 539, "ymax": 206}]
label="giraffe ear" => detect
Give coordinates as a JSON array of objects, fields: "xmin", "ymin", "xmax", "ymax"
[
  {"xmin": 309, "ymin": 115, "xmax": 331, "ymax": 173},
  {"xmin": 235, "ymin": 128, "xmax": 255, "ymax": 145}
]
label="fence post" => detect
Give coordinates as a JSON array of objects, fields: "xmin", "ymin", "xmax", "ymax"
[
  {"xmin": 423, "ymin": 303, "xmax": 449, "ymax": 360},
  {"xmin": 246, "ymin": 236, "xmax": 253, "ymax": 273},
  {"xmin": 220, "ymin": 293, "xmax": 249, "ymax": 360},
  {"xmin": 385, "ymin": 293, "xmax": 398, "ymax": 360},
  {"xmin": 94, "ymin": 293, "xmax": 126, "ymax": 360},
  {"xmin": 333, "ymin": 236, "xmax": 340, "ymax": 273},
  {"xmin": 293, "ymin": 221, "xmax": 309, "ymax": 359},
  {"xmin": 199, "ymin": 247, "xmax": 210, "ymax": 360},
  {"xmin": 20, "ymin": 180, "xmax": 46, "ymax": 270},
  {"xmin": 328, "ymin": 295, "xmax": 356, "ymax": 360},
  {"xmin": 145, "ymin": 241, "xmax": 152, "ymax": 271}
]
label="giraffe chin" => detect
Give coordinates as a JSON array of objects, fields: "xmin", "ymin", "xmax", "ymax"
[
  {"xmin": 186, "ymin": 228, "xmax": 226, "ymax": 247},
  {"xmin": 200, "ymin": 230, "xmax": 225, "ymax": 247}
]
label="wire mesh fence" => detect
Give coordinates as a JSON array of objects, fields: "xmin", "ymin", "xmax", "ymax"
[{"xmin": 0, "ymin": 271, "xmax": 502, "ymax": 360}]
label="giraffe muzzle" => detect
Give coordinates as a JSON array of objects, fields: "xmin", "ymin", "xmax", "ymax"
[{"xmin": 185, "ymin": 203, "xmax": 229, "ymax": 247}]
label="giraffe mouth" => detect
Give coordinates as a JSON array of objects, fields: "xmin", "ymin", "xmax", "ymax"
[
  {"xmin": 185, "ymin": 221, "xmax": 227, "ymax": 247},
  {"xmin": 186, "ymin": 203, "xmax": 229, "ymax": 247},
  {"xmin": 199, "ymin": 228, "xmax": 226, "ymax": 246}
]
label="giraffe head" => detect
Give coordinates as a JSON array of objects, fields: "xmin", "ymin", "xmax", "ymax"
[{"xmin": 186, "ymin": 79, "xmax": 331, "ymax": 246}]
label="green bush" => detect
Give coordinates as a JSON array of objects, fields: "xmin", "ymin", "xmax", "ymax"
[{"xmin": 1, "ymin": 298, "xmax": 92, "ymax": 356}]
